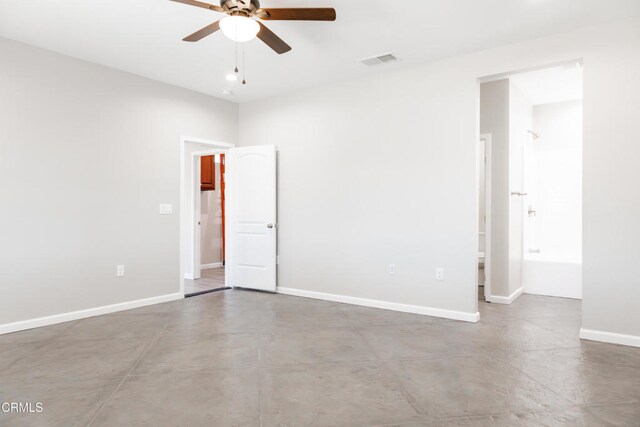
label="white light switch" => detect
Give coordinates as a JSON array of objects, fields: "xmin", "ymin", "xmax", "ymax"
[
  {"xmin": 116, "ymin": 265, "xmax": 125, "ymax": 277},
  {"xmin": 159, "ymin": 204, "xmax": 173, "ymax": 215},
  {"xmin": 435, "ymin": 268, "xmax": 444, "ymax": 281}
]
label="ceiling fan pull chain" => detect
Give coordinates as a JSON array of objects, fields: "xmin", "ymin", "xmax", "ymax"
[
  {"xmin": 234, "ymin": 41, "xmax": 239, "ymax": 73},
  {"xmin": 242, "ymin": 44, "xmax": 247, "ymax": 85}
]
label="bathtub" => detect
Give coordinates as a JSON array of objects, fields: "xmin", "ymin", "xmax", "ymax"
[{"xmin": 522, "ymin": 253, "xmax": 582, "ymax": 299}]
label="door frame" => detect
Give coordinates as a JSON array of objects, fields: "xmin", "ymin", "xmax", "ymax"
[
  {"xmin": 479, "ymin": 134, "xmax": 493, "ymax": 302},
  {"xmin": 180, "ymin": 136, "xmax": 235, "ymax": 297}
]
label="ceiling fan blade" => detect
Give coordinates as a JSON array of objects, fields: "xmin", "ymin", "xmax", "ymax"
[
  {"xmin": 170, "ymin": 0, "xmax": 224, "ymax": 13},
  {"xmin": 257, "ymin": 22, "xmax": 292, "ymax": 54},
  {"xmin": 257, "ymin": 8, "xmax": 336, "ymax": 21},
  {"xmin": 183, "ymin": 21, "xmax": 221, "ymax": 42}
]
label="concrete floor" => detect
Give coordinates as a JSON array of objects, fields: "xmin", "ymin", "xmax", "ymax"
[
  {"xmin": 184, "ymin": 267, "xmax": 225, "ymax": 295},
  {"xmin": 1, "ymin": 292, "xmax": 639, "ymax": 426}
]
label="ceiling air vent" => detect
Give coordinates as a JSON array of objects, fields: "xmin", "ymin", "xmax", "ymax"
[{"xmin": 360, "ymin": 53, "xmax": 399, "ymax": 67}]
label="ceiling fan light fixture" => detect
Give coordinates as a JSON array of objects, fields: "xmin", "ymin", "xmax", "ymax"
[{"xmin": 220, "ymin": 16, "xmax": 260, "ymax": 43}]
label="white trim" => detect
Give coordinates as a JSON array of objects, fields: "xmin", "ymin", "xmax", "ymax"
[
  {"xmin": 201, "ymin": 262, "xmax": 223, "ymax": 269},
  {"xmin": 0, "ymin": 293, "xmax": 183, "ymax": 336},
  {"xmin": 487, "ymin": 286, "xmax": 523, "ymax": 304},
  {"xmin": 580, "ymin": 328, "xmax": 640, "ymax": 348},
  {"xmin": 184, "ymin": 273, "xmax": 194, "ymax": 280},
  {"xmin": 181, "ymin": 136, "xmax": 235, "ymax": 149},
  {"xmin": 193, "ymin": 153, "xmax": 202, "ymax": 280},
  {"xmin": 479, "ymin": 59, "xmax": 584, "ymax": 84},
  {"xmin": 180, "ymin": 136, "xmax": 234, "ymax": 297},
  {"xmin": 277, "ymin": 287, "xmax": 480, "ymax": 323}
]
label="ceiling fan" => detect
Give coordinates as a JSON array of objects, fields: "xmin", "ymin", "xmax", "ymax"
[{"xmin": 171, "ymin": 0, "xmax": 336, "ymax": 54}]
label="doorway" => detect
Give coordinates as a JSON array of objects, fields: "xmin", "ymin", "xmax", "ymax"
[
  {"xmin": 478, "ymin": 61, "xmax": 583, "ymax": 305},
  {"xmin": 179, "ymin": 137, "xmax": 278, "ymax": 297},
  {"xmin": 187, "ymin": 151, "xmax": 227, "ymax": 296}
]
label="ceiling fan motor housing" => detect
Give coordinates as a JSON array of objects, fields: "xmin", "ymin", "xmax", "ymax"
[{"xmin": 220, "ymin": 0, "xmax": 260, "ymax": 15}]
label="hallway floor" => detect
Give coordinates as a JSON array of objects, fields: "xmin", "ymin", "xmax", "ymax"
[
  {"xmin": 184, "ymin": 267, "xmax": 225, "ymax": 295},
  {"xmin": 1, "ymin": 292, "xmax": 639, "ymax": 426}
]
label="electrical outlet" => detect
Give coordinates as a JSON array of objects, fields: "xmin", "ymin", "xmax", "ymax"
[
  {"xmin": 389, "ymin": 264, "xmax": 396, "ymax": 275},
  {"xmin": 435, "ymin": 268, "xmax": 444, "ymax": 281},
  {"xmin": 116, "ymin": 265, "xmax": 125, "ymax": 277}
]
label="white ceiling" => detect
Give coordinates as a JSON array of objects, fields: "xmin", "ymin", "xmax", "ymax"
[
  {"xmin": 510, "ymin": 64, "xmax": 584, "ymax": 106},
  {"xmin": 1, "ymin": 0, "xmax": 639, "ymax": 103}
]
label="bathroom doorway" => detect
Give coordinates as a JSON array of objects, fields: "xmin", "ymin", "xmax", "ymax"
[{"xmin": 478, "ymin": 61, "xmax": 583, "ymax": 304}]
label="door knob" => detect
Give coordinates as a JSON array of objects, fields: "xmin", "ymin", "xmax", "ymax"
[{"xmin": 267, "ymin": 223, "xmax": 274, "ymax": 229}]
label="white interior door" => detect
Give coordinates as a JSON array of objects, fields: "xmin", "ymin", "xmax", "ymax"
[{"xmin": 226, "ymin": 145, "xmax": 277, "ymax": 292}]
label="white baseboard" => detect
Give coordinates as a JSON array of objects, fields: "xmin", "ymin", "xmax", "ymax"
[
  {"xmin": 184, "ymin": 273, "xmax": 194, "ymax": 280},
  {"xmin": 277, "ymin": 287, "xmax": 479, "ymax": 323},
  {"xmin": 201, "ymin": 262, "xmax": 223, "ymax": 269},
  {"xmin": 580, "ymin": 328, "xmax": 640, "ymax": 348},
  {"xmin": 0, "ymin": 292, "xmax": 183, "ymax": 336},
  {"xmin": 487, "ymin": 286, "xmax": 523, "ymax": 305}
]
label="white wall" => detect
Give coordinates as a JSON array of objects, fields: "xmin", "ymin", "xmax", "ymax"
[
  {"xmin": 240, "ymin": 68, "xmax": 481, "ymax": 318},
  {"xmin": 508, "ymin": 82, "xmax": 533, "ymax": 297},
  {"xmin": 0, "ymin": 38, "xmax": 237, "ymax": 328},
  {"xmin": 479, "ymin": 79, "xmax": 532, "ymax": 300},
  {"xmin": 522, "ymin": 101, "xmax": 584, "ymax": 300},
  {"xmin": 239, "ymin": 18, "xmax": 640, "ymax": 340},
  {"xmin": 480, "ymin": 80, "xmax": 510, "ymax": 298},
  {"xmin": 528, "ymin": 101, "xmax": 583, "ymax": 261}
]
